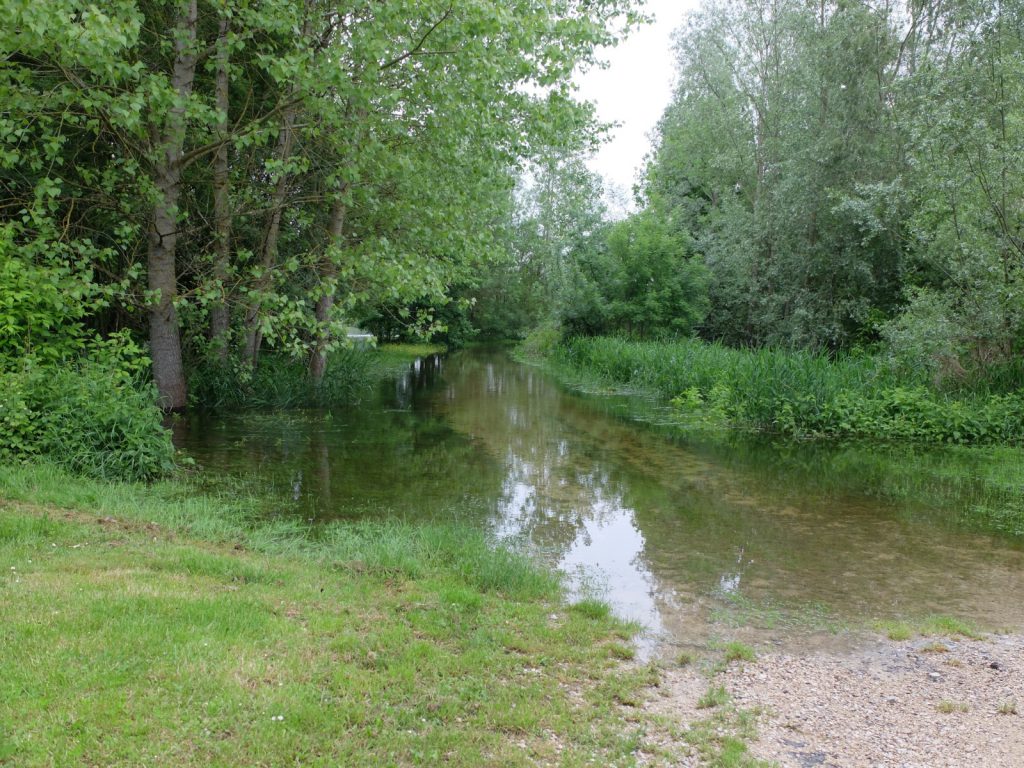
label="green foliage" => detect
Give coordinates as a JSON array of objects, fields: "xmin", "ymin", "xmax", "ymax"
[
  {"xmin": 0, "ymin": 226, "xmax": 111, "ymax": 365},
  {"xmin": 545, "ymin": 336, "xmax": 1024, "ymax": 446},
  {"xmin": 638, "ymin": 0, "xmax": 1024, "ymax": 374},
  {"xmin": 188, "ymin": 348, "xmax": 377, "ymax": 411},
  {"xmin": 646, "ymin": 0, "xmax": 904, "ymax": 350},
  {"xmin": 466, "ymin": 154, "xmax": 611, "ymax": 340},
  {"xmin": 1, "ymin": 0, "xmax": 640, "ymax": 408},
  {"xmin": 600, "ymin": 205, "xmax": 709, "ymax": 338},
  {"xmin": 518, "ymin": 323, "xmax": 565, "ymax": 361},
  {"xmin": 0, "ymin": 340, "xmax": 174, "ymax": 481},
  {"xmin": 482, "ymin": 159, "xmax": 710, "ymax": 342}
]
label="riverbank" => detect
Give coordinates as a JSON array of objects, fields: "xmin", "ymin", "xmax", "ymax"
[
  {"xmin": 0, "ymin": 462, "xmax": 654, "ymax": 766},
  {"xmin": 642, "ymin": 633, "xmax": 1024, "ymax": 767},
  {"xmin": 526, "ymin": 336, "xmax": 1024, "ymax": 446}
]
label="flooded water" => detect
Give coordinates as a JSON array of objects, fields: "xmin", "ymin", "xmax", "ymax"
[{"xmin": 178, "ymin": 349, "xmax": 1024, "ymax": 653}]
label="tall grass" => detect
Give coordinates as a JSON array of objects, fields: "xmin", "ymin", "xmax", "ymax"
[
  {"xmin": 189, "ymin": 348, "xmax": 377, "ymax": 410},
  {"xmin": 188, "ymin": 343, "xmax": 447, "ymax": 412},
  {"xmin": 543, "ymin": 336, "xmax": 1024, "ymax": 445}
]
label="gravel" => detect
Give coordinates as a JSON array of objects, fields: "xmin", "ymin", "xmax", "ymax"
[{"xmin": 646, "ymin": 634, "xmax": 1024, "ymax": 767}]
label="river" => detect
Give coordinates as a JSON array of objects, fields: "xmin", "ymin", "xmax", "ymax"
[{"xmin": 178, "ymin": 348, "xmax": 1024, "ymax": 655}]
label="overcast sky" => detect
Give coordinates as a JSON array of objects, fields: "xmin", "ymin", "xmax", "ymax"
[{"xmin": 575, "ymin": 0, "xmax": 701, "ymax": 211}]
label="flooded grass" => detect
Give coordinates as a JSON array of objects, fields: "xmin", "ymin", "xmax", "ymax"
[
  {"xmin": 0, "ymin": 463, "xmax": 657, "ymax": 766},
  {"xmin": 176, "ymin": 348, "xmax": 1024, "ymax": 654}
]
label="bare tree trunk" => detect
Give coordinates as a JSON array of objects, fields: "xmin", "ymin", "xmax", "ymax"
[
  {"xmin": 209, "ymin": 15, "xmax": 232, "ymax": 360},
  {"xmin": 309, "ymin": 197, "xmax": 347, "ymax": 383},
  {"xmin": 147, "ymin": 0, "xmax": 198, "ymax": 410}
]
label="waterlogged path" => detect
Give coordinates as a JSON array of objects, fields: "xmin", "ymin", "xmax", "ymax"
[{"xmin": 179, "ymin": 349, "xmax": 1024, "ymax": 653}]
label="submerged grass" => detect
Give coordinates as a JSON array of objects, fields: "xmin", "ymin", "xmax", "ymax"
[
  {"xmin": 535, "ymin": 336, "xmax": 1024, "ymax": 446},
  {"xmin": 188, "ymin": 344, "xmax": 445, "ymax": 411},
  {"xmin": 0, "ymin": 462, "xmax": 656, "ymax": 766}
]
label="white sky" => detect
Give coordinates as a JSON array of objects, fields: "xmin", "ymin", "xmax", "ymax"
[{"xmin": 575, "ymin": 0, "xmax": 701, "ymax": 212}]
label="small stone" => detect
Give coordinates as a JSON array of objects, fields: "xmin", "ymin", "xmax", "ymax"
[
  {"xmin": 989, "ymin": 661, "xmax": 1001, "ymax": 670},
  {"xmin": 927, "ymin": 672, "xmax": 942, "ymax": 682},
  {"xmin": 885, "ymin": 696, "xmax": 898, "ymax": 705}
]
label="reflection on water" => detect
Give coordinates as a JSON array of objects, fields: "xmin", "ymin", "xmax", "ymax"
[{"xmin": 179, "ymin": 350, "xmax": 1024, "ymax": 652}]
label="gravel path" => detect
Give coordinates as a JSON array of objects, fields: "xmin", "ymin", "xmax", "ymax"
[{"xmin": 646, "ymin": 634, "xmax": 1024, "ymax": 767}]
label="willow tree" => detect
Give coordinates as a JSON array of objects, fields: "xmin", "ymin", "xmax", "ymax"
[{"xmin": 645, "ymin": 0, "xmax": 905, "ymax": 349}]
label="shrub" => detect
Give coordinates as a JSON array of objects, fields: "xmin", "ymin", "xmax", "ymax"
[
  {"xmin": 518, "ymin": 323, "xmax": 564, "ymax": 361},
  {"xmin": 0, "ymin": 338, "xmax": 174, "ymax": 481}
]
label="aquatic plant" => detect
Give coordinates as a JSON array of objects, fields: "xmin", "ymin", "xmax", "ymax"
[
  {"xmin": 188, "ymin": 347, "xmax": 384, "ymax": 411},
  {"xmin": 540, "ymin": 336, "xmax": 1024, "ymax": 446}
]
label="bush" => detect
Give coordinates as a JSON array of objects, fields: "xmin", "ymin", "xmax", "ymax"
[
  {"xmin": 541, "ymin": 336, "xmax": 1024, "ymax": 446},
  {"xmin": 517, "ymin": 323, "xmax": 564, "ymax": 361},
  {"xmin": 0, "ymin": 340, "xmax": 175, "ymax": 481}
]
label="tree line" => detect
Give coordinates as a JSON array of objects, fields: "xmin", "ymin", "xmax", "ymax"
[
  {"xmin": 0, "ymin": 0, "xmax": 638, "ymax": 409},
  {"xmin": 489, "ymin": 0, "xmax": 1022, "ymax": 392}
]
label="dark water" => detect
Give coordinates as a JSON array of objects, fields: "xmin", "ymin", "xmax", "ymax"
[{"xmin": 179, "ymin": 349, "xmax": 1024, "ymax": 652}]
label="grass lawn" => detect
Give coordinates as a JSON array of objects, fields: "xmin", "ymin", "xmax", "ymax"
[{"xmin": 0, "ymin": 464, "xmax": 655, "ymax": 766}]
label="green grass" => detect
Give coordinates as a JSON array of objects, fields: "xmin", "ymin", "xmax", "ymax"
[
  {"xmin": 571, "ymin": 598, "xmax": 613, "ymax": 621},
  {"xmin": 649, "ymin": 706, "xmax": 770, "ymax": 768},
  {"xmin": 720, "ymin": 642, "xmax": 757, "ymax": 663},
  {"xmin": 0, "ymin": 462, "xmax": 656, "ymax": 766},
  {"xmin": 532, "ymin": 335, "xmax": 1024, "ymax": 446},
  {"xmin": 683, "ymin": 708, "xmax": 770, "ymax": 768},
  {"xmin": 873, "ymin": 614, "xmax": 984, "ymax": 641},
  {"xmin": 697, "ymin": 686, "xmax": 731, "ymax": 710},
  {"xmin": 378, "ymin": 342, "xmax": 448, "ymax": 360}
]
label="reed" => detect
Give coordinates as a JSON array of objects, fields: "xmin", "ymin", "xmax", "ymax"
[{"xmin": 542, "ymin": 336, "xmax": 1024, "ymax": 445}]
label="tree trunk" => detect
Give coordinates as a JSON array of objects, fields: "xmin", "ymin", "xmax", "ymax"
[
  {"xmin": 209, "ymin": 14, "xmax": 232, "ymax": 360},
  {"xmin": 147, "ymin": 0, "xmax": 198, "ymax": 411},
  {"xmin": 241, "ymin": 94, "xmax": 301, "ymax": 367},
  {"xmin": 309, "ymin": 197, "xmax": 347, "ymax": 383},
  {"xmin": 241, "ymin": 7, "xmax": 313, "ymax": 367}
]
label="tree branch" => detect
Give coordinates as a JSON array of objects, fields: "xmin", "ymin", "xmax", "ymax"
[{"xmin": 380, "ymin": 3, "xmax": 454, "ymax": 71}]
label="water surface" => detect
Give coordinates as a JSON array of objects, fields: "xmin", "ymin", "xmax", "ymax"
[{"xmin": 179, "ymin": 350, "xmax": 1024, "ymax": 653}]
